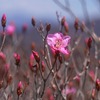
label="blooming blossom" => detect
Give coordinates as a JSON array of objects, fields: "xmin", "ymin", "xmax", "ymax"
[{"xmin": 47, "ymin": 32, "xmax": 71, "ymax": 54}]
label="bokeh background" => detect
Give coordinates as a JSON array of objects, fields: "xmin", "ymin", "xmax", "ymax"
[
  {"xmin": 0, "ymin": 0, "xmax": 100, "ymax": 24},
  {"xmin": 0, "ymin": 1, "xmax": 100, "ymax": 99},
  {"xmin": 0, "ymin": 0, "xmax": 100, "ymax": 51}
]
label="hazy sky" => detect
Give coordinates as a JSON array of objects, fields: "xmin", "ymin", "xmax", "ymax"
[{"xmin": 0, "ymin": 0, "xmax": 100, "ymax": 26}]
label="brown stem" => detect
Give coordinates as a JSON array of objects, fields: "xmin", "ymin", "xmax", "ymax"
[
  {"xmin": 53, "ymin": 0, "xmax": 100, "ymax": 45},
  {"xmin": 54, "ymin": 78, "xmax": 65, "ymax": 100},
  {"xmin": 38, "ymin": 63, "xmax": 45, "ymax": 81},
  {"xmin": 45, "ymin": 57, "xmax": 57, "ymax": 81},
  {"xmin": 0, "ymin": 27, "xmax": 6, "ymax": 51},
  {"xmin": 40, "ymin": 57, "xmax": 57, "ymax": 98}
]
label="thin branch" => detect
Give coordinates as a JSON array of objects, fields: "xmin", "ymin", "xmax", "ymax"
[
  {"xmin": 53, "ymin": 0, "xmax": 76, "ymax": 18},
  {"xmin": 53, "ymin": 0, "xmax": 100, "ymax": 45},
  {"xmin": 0, "ymin": 28, "xmax": 6, "ymax": 51}
]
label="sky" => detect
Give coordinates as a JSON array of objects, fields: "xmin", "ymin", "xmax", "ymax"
[{"xmin": 0, "ymin": 0, "xmax": 100, "ymax": 26}]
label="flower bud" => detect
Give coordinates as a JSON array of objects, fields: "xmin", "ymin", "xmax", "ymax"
[
  {"xmin": 0, "ymin": 51, "xmax": 6, "ymax": 63},
  {"xmin": 31, "ymin": 17, "xmax": 36, "ymax": 26},
  {"xmin": 64, "ymin": 21, "xmax": 69, "ymax": 33},
  {"xmin": 6, "ymin": 22, "xmax": 15, "ymax": 36},
  {"xmin": 61, "ymin": 16, "xmax": 66, "ymax": 26},
  {"xmin": 1, "ymin": 14, "xmax": 6, "ymax": 28},
  {"xmin": 32, "ymin": 51, "xmax": 40, "ymax": 63},
  {"xmin": 41, "ymin": 61, "xmax": 45, "ymax": 72},
  {"xmin": 14, "ymin": 53, "xmax": 20, "ymax": 66},
  {"xmin": 95, "ymin": 79, "xmax": 100, "ymax": 91},
  {"xmin": 7, "ymin": 74, "xmax": 13, "ymax": 85},
  {"xmin": 17, "ymin": 81, "xmax": 23, "ymax": 96},
  {"xmin": 29, "ymin": 54, "xmax": 39, "ymax": 73},
  {"xmin": 31, "ymin": 42, "xmax": 35, "ymax": 50},
  {"xmin": 46, "ymin": 23, "xmax": 51, "ymax": 32},
  {"xmin": 74, "ymin": 18, "xmax": 79, "ymax": 31},
  {"xmin": 85, "ymin": 37, "xmax": 92, "ymax": 49}
]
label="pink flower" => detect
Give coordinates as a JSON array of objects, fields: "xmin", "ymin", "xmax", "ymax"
[
  {"xmin": 62, "ymin": 87, "xmax": 76, "ymax": 96},
  {"xmin": 6, "ymin": 23, "xmax": 15, "ymax": 36},
  {"xmin": 14, "ymin": 53, "xmax": 20, "ymax": 60},
  {"xmin": 47, "ymin": 32, "xmax": 71, "ymax": 54}
]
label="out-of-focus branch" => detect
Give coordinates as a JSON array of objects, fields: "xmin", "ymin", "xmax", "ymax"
[
  {"xmin": 0, "ymin": 28, "xmax": 6, "ymax": 51},
  {"xmin": 53, "ymin": 0, "xmax": 100, "ymax": 45},
  {"xmin": 64, "ymin": 0, "xmax": 70, "ymax": 8},
  {"xmin": 79, "ymin": 0, "xmax": 90, "ymax": 25},
  {"xmin": 53, "ymin": 0, "xmax": 76, "ymax": 18}
]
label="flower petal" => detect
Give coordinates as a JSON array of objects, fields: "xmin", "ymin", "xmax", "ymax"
[
  {"xmin": 66, "ymin": 88, "xmax": 76, "ymax": 95},
  {"xmin": 59, "ymin": 48, "xmax": 69, "ymax": 54},
  {"xmin": 62, "ymin": 36, "xmax": 71, "ymax": 47},
  {"xmin": 53, "ymin": 32, "xmax": 63, "ymax": 39},
  {"xmin": 47, "ymin": 34, "xmax": 56, "ymax": 47}
]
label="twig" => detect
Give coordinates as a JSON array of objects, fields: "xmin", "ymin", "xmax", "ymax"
[
  {"xmin": 34, "ymin": 74, "xmax": 37, "ymax": 100},
  {"xmin": 38, "ymin": 63, "xmax": 45, "ymax": 81},
  {"xmin": 53, "ymin": 0, "xmax": 100, "ymax": 45},
  {"xmin": 0, "ymin": 28, "xmax": 6, "ymax": 51},
  {"xmin": 54, "ymin": 78, "xmax": 65, "ymax": 100}
]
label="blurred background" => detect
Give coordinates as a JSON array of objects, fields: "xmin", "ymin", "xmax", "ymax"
[
  {"xmin": 0, "ymin": 0, "xmax": 100, "ymax": 50},
  {"xmin": 0, "ymin": 0, "xmax": 100, "ymax": 27}
]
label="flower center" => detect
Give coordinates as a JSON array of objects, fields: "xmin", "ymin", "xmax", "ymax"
[{"xmin": 54, "ymin": 39, "xmax": 62, "ymax": 49}]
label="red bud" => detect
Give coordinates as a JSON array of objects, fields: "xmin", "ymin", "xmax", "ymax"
[
  {"xmin": 1, "ymin": 14, "xmax": 6, "ymax": 28},
  {"xmin": 32, "ymin": 51, "xmax": 40, "ymax": 63}
]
